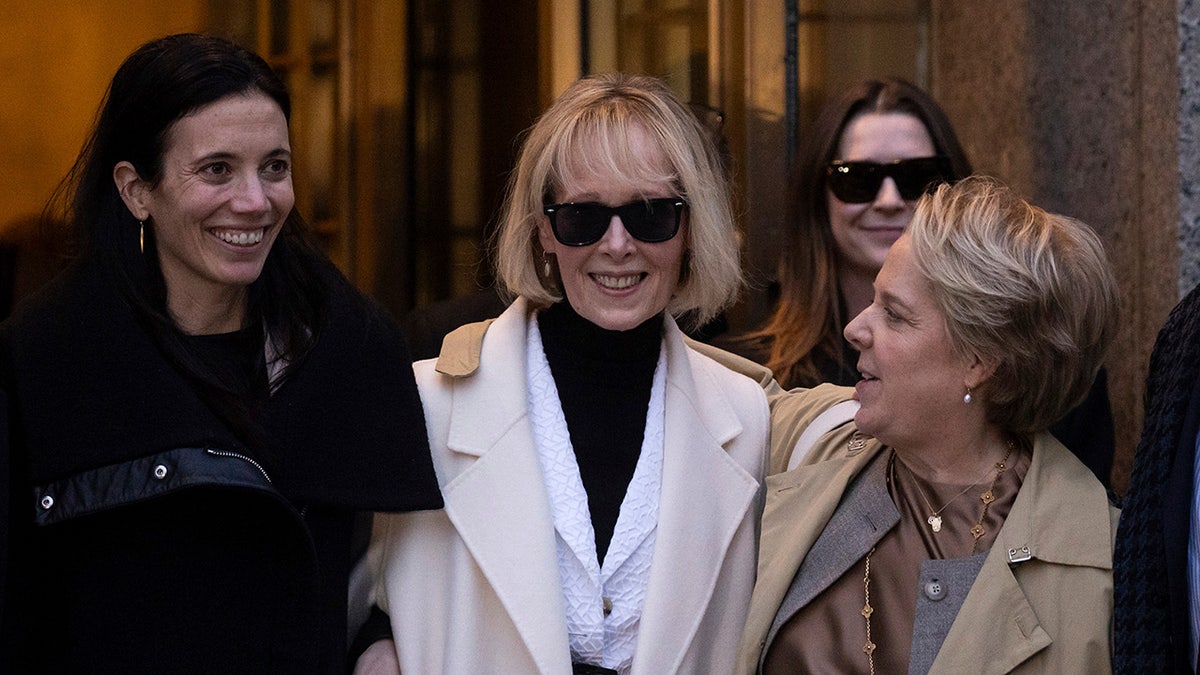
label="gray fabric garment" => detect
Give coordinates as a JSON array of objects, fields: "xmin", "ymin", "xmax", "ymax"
[
  {"xmin": 907, "ymin": 552, "xmax": 987, "ymax": 674},
  {"xmin": 761, "ymin": 451, "xmax": 898, "ymax": 671},
  {"xmin": 760, "ymin": 449, "xmax": 991, "ymax": 675}
]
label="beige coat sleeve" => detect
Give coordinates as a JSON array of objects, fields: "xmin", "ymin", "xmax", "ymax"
[{"xmin": 682, "ymin": 339, "xmax": 862, "ymax": 475}]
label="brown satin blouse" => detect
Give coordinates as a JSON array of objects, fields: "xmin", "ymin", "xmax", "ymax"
[{"xmin": 762, "ymin": 445, "xmax": 1031, "ymax": 674}]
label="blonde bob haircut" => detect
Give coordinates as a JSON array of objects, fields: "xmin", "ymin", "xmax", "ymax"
[
  {"xmin": 908, "ymin": 176, "xmax": 1117, "ymax": 434},
  {"xmin": 493, "ymin": 72, "xmax": 741, "ymax": 327}
]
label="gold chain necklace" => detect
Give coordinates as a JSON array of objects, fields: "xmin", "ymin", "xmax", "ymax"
[
  {"xmin": 862, "ymin": 546, "xmax": 877, "ymax": 675},
  {"xmin": 900, "ymin": 441, "xmax": 1015, "ymax": 535},
  {"xmin": 969, "ymin": 441, "xmax": 1015, "ymax": 553},
  {"xmin": 903, "ymin": 465, "xmax": 982, "ymax": 534},
  {"xmin": 862, "ymin": 442, "xmax": 1017, "ymax": 671}
]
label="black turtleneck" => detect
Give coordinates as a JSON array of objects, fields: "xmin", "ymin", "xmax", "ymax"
[
  {"xmin": 182, "ymin": 320, "xmax": 270, "ymax": 401},
  {"xmin": 537, "ymin": 301, "xmax": 662, "ymax": 565}
]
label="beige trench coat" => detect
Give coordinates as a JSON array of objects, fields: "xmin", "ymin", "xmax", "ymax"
[{"xmin": 733, "ymin": 383, "xmax": 1118, "ymax": 674}]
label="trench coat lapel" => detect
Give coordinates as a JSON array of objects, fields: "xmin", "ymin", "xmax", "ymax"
[
  {"xmin": 927, "ymin": 554, "xmax": 1050, "ymax": 674},
  {"xmin": 766, "ymin": 451, "xmax": 896, "ymax": 646},
  {"xmin": 737, "ymin": 436, "xmax": 883, "ymax": 671},
  {"xmin": 929, "ymin": 433, "xmax": 1111, "ymax": 674},
  {"xmin": 437, "ymin": 301, "xmax": 572, "ymax": 673},
  {"xmin": 632, "ymin": 321, "xmax": 762, "ymax": 672}
]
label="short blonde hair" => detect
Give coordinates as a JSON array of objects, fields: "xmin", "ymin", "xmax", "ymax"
[
  {"xmin": 908, "ymin": 176, "xmax": 1117, "ymax": 433},
  {"xmin": 493, "ymin": 72, "xmax": 740, "ymax": 326}
]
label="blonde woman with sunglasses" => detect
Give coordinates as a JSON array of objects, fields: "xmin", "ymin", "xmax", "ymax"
[{"xmin": 352, "ymin": 73, "xmax": 768, "ymax": 675}]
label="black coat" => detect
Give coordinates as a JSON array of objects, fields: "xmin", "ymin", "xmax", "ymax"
[
  {"xmin": 1114, "ymin": 282, "xmax": 1200, "ymax": 673},
  {"xmin": 0, "ymin": 259, "xmax": 442, "ymax": 674}
]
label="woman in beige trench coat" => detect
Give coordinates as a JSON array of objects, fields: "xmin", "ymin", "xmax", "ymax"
[{"xmin": 708, "ymin": 176, "xmax": 1118, "ymax": 674}]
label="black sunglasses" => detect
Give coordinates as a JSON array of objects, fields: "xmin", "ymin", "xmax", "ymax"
[
  {"xmin": 543, "ymin": 197, "xmax": 686, "ymax": 247},
  {"xmin": 826, "ymin": 156, "xmax": 952, "ymax": 203}
]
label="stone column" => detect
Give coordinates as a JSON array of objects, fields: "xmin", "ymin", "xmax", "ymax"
[
  {"xmin": 1180, "ymin": 2, "xmax": 1200, "ymax": 295},
  {"xmin": 932, "ymin": 0, "xmax": 1181, "ymax": 492}
]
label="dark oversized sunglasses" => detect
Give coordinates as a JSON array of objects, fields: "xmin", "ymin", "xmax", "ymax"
[
  {"xmin": 826, "ymin": 156, "xmax": 952, "ymax": 203},
  {"xmin": 542, "ymin": 197, "xmax": 686, "ymax": 247}
]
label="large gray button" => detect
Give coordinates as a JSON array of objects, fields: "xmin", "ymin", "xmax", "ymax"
[{"xmin": 923, "ymin": 578, "xmax": 946, "ymax": 601}]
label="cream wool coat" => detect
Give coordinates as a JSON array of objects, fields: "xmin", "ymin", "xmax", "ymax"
[
  {"xmin": 733, "ymin": 384, "xmax": 1118, "ymax": 675},
  {"xmin": 365, "ymin": 299, "xmax": 769, "ymax": 674}
]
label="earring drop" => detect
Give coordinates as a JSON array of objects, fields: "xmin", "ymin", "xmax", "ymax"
[
  {"xmin": 542, "ymin": 253, "xmax": 552, "ymax": 278},
  {"xmin": 139, "ymin": 221, "xmax": 145, "ymax": 254},
  {"xmin": 963, "ymin": 387, "xmax": 973, "ymax": 405}
]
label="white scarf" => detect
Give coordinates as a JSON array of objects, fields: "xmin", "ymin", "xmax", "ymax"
[{"xmin": 526, "ymin": 311, "xmax": 667, "ymax": 674}]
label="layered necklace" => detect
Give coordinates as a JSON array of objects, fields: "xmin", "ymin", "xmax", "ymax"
[
  {"xmin": 904, "ymin": 441, "xmax": 1015, "ymax": 549},
  {"xmin": 860, "ymin": 441, "xmax": 1016, "ymax": 673}
]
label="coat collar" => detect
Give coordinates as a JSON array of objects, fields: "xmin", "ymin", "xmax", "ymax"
[
  {"xmin": 3, "ymin": 259, "xmax": 440, "ymax": 511},
  {"xmin": 434, "ymin": 299, "xmax": 760, "ymax": 672},
  {"xmin": 762, "ymin": 449, "xmax": 896, "ymax": 659},
  {"xmin": 928, "ymin": 431, "xmax": 1113, "ymax": 673},
  {"xmin": 740, "ymin": 427, "xmax": 884, "ymax": 670},
  {"xmin": 743, "ymin": 428, "xmax": 1113, "ymax": 673}
]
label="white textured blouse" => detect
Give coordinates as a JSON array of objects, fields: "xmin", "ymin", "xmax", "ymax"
[{"xmin": 525, "ymin": 311, "xmax": 667, "ymax": 675}]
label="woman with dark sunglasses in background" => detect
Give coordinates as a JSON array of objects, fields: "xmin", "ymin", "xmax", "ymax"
[
  {"xmin": 732, "ymin": 78, "xmax": 970, "ymax": 388},
  {"xmin": 352, "ymin": 73, "xmax": 768, "ymax": 674},
  {"xmin": 723, "ymin": 77, "xmax": 1114, "ymax": 487}
]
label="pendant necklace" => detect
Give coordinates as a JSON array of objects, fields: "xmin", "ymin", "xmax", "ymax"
[
  {"xmin": 900, "ymin": 440, "xmax": 1015, "ymax": 535},
  {"xmin": 902, "ymin": 437, "xmax": 1012, "ymax": 535},
  {"xmin": 863, "ymin": 441, "xmax": 1018, "ymax": 671},
  {"xmin": 900, "ymin": 460, "xmax": 983, "ymax": 534}
]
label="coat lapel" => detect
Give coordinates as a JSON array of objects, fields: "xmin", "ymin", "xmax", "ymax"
[
  {"xmin": 633, "ymin": 321, "xmax": 761, "ymax": 672},
  {"xmin": 929, "ymin": 433, "xmax": 1112, "ymax": 673},
  {"xmin": 764, "ymin": 450, "xmax": 897, "ymax": 652},
  {"xmin": 738, "ymin": 437, "xmax": 884, "ymax": 671},
  {"xmin": 437, "ymin": 301, "xmax": 572, "ymax": 673},
  {"xmin": 928, "ymin": 553, "xmax": 1051, "ymax": 674}
]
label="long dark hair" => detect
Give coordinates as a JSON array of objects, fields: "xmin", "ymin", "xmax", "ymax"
[
  {"xmin": 754, "ymin": 78, "xmax": 973, "ymax": 388},
  {"xmin": 48, "ymin": 33, "xmax": 327, "ymax": 445}
]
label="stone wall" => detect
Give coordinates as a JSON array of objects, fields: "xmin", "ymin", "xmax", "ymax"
[{"xmin": 932, "ymin": 0, "xmax": 1182, "ymax": 492}]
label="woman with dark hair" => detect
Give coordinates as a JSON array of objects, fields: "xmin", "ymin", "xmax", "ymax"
[
  {"xmin": 738, "ymin": 78, "xmax": 970, "ymax": 387},
  {"xmin": 729, "ymin": 77, "xmax": 1114, "ymax": 485},
  {"xmin": 0, "ymin": 33, "xmax": 440, "ymax": 673}
]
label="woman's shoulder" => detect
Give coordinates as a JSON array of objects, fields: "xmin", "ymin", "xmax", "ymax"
[
  {"xmin": 1029, "ymin": 431, "xmax": 1114, "ymax": 501},
  {"xmin": 1, "ymin": 261, "xmax": 118, "ymax": 377},
  {"xmin": 686, "ymin": 339, "xmax": 766, "ymax": 385},
  {"xmin": 1017, "ymin": 431, "xmax": 1120, "ymax": 558},
  {"xmin": 421, "ymin": 300, "xmax": 532, "ymax": 380},
  {"xmin": 768, "ymin": 384, "xmax": 864, "ymax": 472},
  {"xmin": 3, "ymin": 261, "xmax": 92, "ymax": 334},
  {"xmin": 683, "ymin": 336, "xmax": 776, "ymax": 390},
  {"xmin": 684, "ymin": 341, "xmax": 770, "ymax": 420}
]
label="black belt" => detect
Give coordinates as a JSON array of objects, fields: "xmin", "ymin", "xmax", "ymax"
[{"xmin": 572, "ymin": 663, "xmax": 619, "ymax": 675}]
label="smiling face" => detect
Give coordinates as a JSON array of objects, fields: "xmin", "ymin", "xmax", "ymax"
[
  {"xmin": 828, "ymin": 112, "xmax": 937, "ymax": 279},
  {"xmin": 537, "ymin": 125, "xmax": 687, "ymax": 331},
  {"xmin": 843, "ymin": 234, "xmax": 973, "ymax": 448},
  {"xmin": 116, "ymin": 91, "xmax": 293, "ymax": 332}
]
